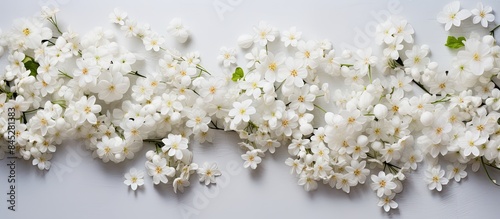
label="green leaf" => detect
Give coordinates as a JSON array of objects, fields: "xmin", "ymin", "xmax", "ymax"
[
  {"xmin": 22, "ymin": 56, "xmax": 39, "ymax": 76},
  {"xmin": 445, "ymin": 36, "xmax": 466, "ymax": 49},
  {"xmin": 231, "ymin": 67, "xmax": 244, "ymax": 82}
]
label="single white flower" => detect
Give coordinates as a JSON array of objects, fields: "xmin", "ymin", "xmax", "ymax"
[
  {"xmin": 471, "ymin": 3, "xmax": 495, "ymax": 28},
  {"xmin": 425, "ymin": 166, "xmax": 448, "ymax": 191},
  {"xmin": 143, "ymin": 33, "xmax": 164, "ymax": 52},
  {"xmin": 457, "ymin": 38, "xmax": 494, "ymax": 76},
  {"xmin": 162, "ymin": 134, "xmax": 189, "ymax": 160},
  {"xmin": 217, "ymin": 47, "xmax": 237, "ymax": 67},
  {"xmin": 173, "ymin": 176, "xmax": 190, "ymax": 193},
  {"xmin": 370, "ymin": 172, "xmax": 397, "ymax": 197},
  {"xmin": 253, "ymin": 21, "xmax": 277, "ymax": 46},
  {"xmin": 281, "ymin": 27, "xmax": 302, "ymax": 47},
  {"xmin": 146, "ymin": 157, "xmax": 175, "ymax": 185},
  {"xmin": 458, "ymin": 130, "xmax": 486, "ymax": 157},
  {"xmin": 32, "ymin": 153, "xmax": 52, "ymax": 170},
  {"xmin": 40, "ymin": 6, "xmax": 60, "ymax": 19},
  {"xmin": 378, "ymin": 194, "xmax": 398, "ymax": 212},
  {"xmin": 241, "ymin": 150, "xmax": 262, "ymax": 169},
  {"xmin": 167, "ymin": 18, "xmax": 189, "ymax": 43},
  {"xmin": 229, "ymin": 99, "xmax": 256, "ymax": 125},
  {"xmin": 124, "ymin": 168, "xmax": 145, "ymax": 190},
  {"xmin": 109, "ymin": 8, "xmax": 127, "ymax": 25},
  {"xmin": 197, "ymin": 162, "xmax": 222, "ymax": 185},
  {"xmin": 446, "ymin": 164, "xmax": 467, "ymax": 182},
  {"xmin": 298, "ymin": 172, "xmax": 318, "ymax": 191},
  {"xmin": 437, "ymin": 1, "xmax": 471, "ymax": 31}
]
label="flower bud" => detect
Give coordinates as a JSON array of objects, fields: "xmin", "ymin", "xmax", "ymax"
[
  {"xmin": 357, "ymin": 135, "xmax": 368, "ymax": 146},
  {"xmin": 420, "ymin": 111, "xmax": 434, "ymax": 126},
  {"xmin": 372, "ymin": 141, "xmax": 383, "ymax": 151},
  {"xmin": 237, "ymin": 34, "xmax": 254, "ymax": 49},
  {"xmin": 373, "ymin": 104, "xmax": 388, "ymax": 119},
  {"xmin": 304, "ymin": 154, "xmax": 314, "ymax": 165},
  {"xmin": 145, "ymin": 150, "xmax": 156, "ymax": 160}
]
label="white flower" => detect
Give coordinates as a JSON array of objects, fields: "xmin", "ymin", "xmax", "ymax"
[
  {"xmin": 346, "ymin": 160, "xmax": 370, "ymax": 184},
  {"xmin": 458, "ymin": 130, "xmax": 486, "ymax": 157},
  {"xmin": 404, "ymin": 45, "xmax": 430, "ymax": 75},
  {"xmin": 288, "ymin": 85, "xmax": 315, "ymax": 113},
  {"xmin": 167, "ymin": 18, "xmax": 189, "ymax": 43},
  {"xmin": 229, "ymin": 99, "xmax": 256, "ymax": 126},
  {"xmin": 143, "ymin": 33, "xmax": 164, "ymax": 52},
  {"xmin": 239, "ymin": 73, "xmax": 265, "ymax": 99},
  {"xmin": 30, "ymin": 110, "xmax": 55, "ymax": 136},
  {"xmin": 457, "ymin": 38, "xmax": 493, "ymax": 76},
  {"xmin": 241, "ymin": 150, "xmax": 262, "ymax": 169},
  {"xmin": 371, "ymin": 172, "xmax": 397, "ymax": 197},
  {"xmin": 437, "ymin": 1, "xmax": 471, "ymax": 31},
  {"xmin": 76, "ymin": 95, "xmax": 102, "ymax": 124},
  {"xmin": 446, "ymin": 164, "xmax": 467, "ymax": 182},
  {"xmin": 425, "ymin": 166, "xmax": 449, "ymax": 191},
  {"xmin": 486, "ymin": 89, "xmax": 500, "ymax": 110},
  {"xmin": 353, "ymin": 48, "xmax": 377, "ymax": 75},
  {"xmin": 217, "ymin": 47, "xmax": 236, "ymax": 67},
  {"xmin": 258, "ymin": 52, "xmax": 285, "ymax": 82},
  {"xmin": 253, "ymin": 21, "xmax": 277, "ymax": 46},
  {"xmin": 298, "ymin": 172, "xmax": 318, "ymax": 191},
  {"xmin": 124, "ymin": 168, "xmax": 145, "ymax": 190},
  {"xmin": 73, "ymin": 59, "xmax": 100, "ymax": 87},
  {"xmin": 186, "ymin": 109, "xmax": 210, "ymax": 134},
  {"xmin": 378, "ymin": 194, "xmax": 398, "ymax": 212},
  {"xmin": 281, "ymin": 27, "xmax": 302, "ymax": 47},
  {"xmin": 13, "ymin": 18, "xmax": 52, "ymax": 49},
  {"xmin": 471, "ymin": 3, "xmax": 495, "ymax": 28},
  {"xmin": 109, "ymin": 8, "xmax": 127, "ymax": 25},
  {"xmin": 285, "ymin": 158, "xmax": 304, "ymax": 175},
  {"xmin": 277, "ymin": 58, "xmax": 308, "ymax": 87},
  {"xmin": 162, "ymin": 134, "xmax": 189, "ymax": 160},
  {"xmin": 173, "ymin": 176, "xmax": 190, "ymax": 193},
  {"xmin": 197, "ymin": 162, "xmax": 222, "ymax": 185},
  {"xmin": 146, "ymin": 157, "xmax": 175, "ymax": 185},
  {"xmin": 32, "ymin": 153, "xmax": 52, "ymax": 170},
  {"xmin": 96, "ymin": 136, "xmax": 121, "ymax": 163},
  {"xmin": 96, "ymin": 71, "xmax": 130, "ymax": 103},
  {"xmin": 40, "ymin": 6, "xmax": 60, "ymax": 19}
]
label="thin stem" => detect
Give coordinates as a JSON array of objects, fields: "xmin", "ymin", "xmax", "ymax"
[
  {"xmin": 58, "ymin": 70, "xmax": 73, "ymax": 79},
  {"xmin": 24, "ymin": 107, "xmax": 44, "ymax": 114},
  {"xmin": 340, "ymin": 64, "xmax": 353, "ymax": 68},
  {"xmin": 144, "ymin": 139, "xmax": 163, "ymax": 143},
  {"xmin": 314, "ymin": 104, "xmax": 327, "ymax": 113},
  {"xmin": 275, "ymin": 81, "xmax": 285, "ymax": 92},
  {"xmin": 368, "ymin": 65, "xmax": 373, "ymax": 84},
  {"xmin": 491, "ymin": 24, "xmax": 500, "ymax": 37},
  {"xmin": 431, "ymin": 95, "xmax": 450, "ymax": 104},
  {"xmin": 210, "ymin": 120, "xmax": 220, "ymax": 129},
  {"xmin": 412, "ymin": 80, "xmax": 432, "ymax": 95},
  {"xmin": 196, "ymin": 64, "xmax": 212, "ymax": 75},
  {"xmin": 48, "ymin": 16, "xmax": 63, "ymax": 35},
  {"xmin": 481, "ymin": 157, "xmax": 500, "ymax": 186},
  {"xmin": 128, "ymin": 71, "xmax": 146, "ymax": 78}
]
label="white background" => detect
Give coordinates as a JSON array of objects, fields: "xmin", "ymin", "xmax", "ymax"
[{"xmin": 1, "ymin": 0, "xmax": 500, "ymax": 218}]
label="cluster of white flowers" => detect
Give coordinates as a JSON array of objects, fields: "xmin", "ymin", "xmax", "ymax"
[
  {"xmin": 437, "ymin": 1, "xmax": 495, "ymax": 30},
  {"xmin": 215, "ymin": 1, "xmax": 499, "ymax": 212},
  {"xmin": 0, "ymin": 1, "xmax": 499, "ymax": 212},
  {"xmin": 0, "ymin": 7, "xmax": 221, "ymax": 192},
  {"xmin": 220, "ymin": 19, "xmax": 416, "ymax": 211}
]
